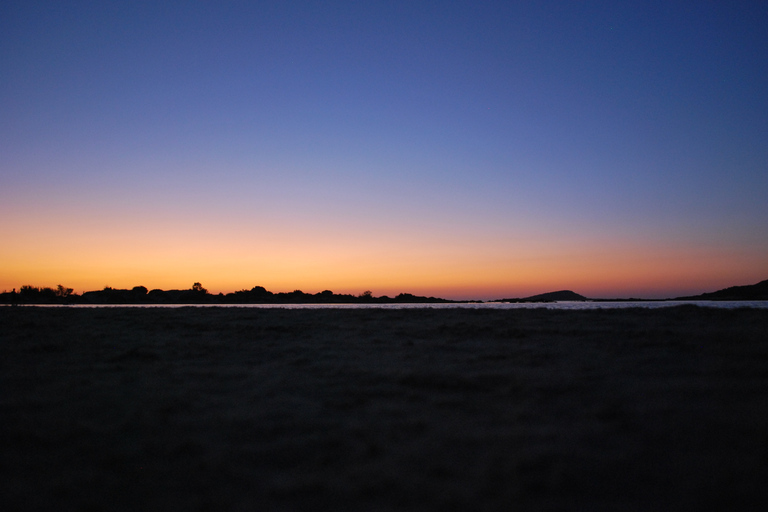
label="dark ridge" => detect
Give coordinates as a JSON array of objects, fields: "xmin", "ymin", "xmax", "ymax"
[
  {"xmin": 4, "ymin": 279, "xmax": 767, "ymax": 305},
  {"xmin": 675, "ymin": 279, "xmax": 768, "ymax": 301},
  {"xmin": 495, "ymin": 290, "xmax": 587, "ymax": 303}
]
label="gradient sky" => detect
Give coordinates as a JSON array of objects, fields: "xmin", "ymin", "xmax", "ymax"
[{"xmin": 2, "ymin": 1, "xmax": 767, "ymax": 299}]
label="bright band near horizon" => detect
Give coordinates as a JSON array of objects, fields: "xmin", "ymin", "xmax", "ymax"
[{"xmin": 2, "ymin": 1, "xmax": 767, "ymax": 300}]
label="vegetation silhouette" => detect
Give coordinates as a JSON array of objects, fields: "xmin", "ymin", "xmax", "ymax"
[
  {"xmin": 17, "ymin": 285, "xmax": 57, "ymax": 303},
  {"xmin": 56, "ymin": 285, "xmax": 74, "ymax": 298},
  {"xmin": 2, "ymin": 278, "xmax": 767, "ymax": 305},
  {"xmin": 0, "ymin": 283, "xmax": 451, "ymax": 305}
]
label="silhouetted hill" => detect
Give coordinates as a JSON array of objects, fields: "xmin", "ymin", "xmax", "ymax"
[
  {"xmin": 495, "ymin": 290, "xmax": 587, "ymax": 303},
  {"xmin": 675, "ymin": 279, "xmax": 768, "ymax": 301}
]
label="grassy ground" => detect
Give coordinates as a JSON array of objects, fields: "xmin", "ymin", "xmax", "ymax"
[{"xmin": 2, "ymin": 306, "xmax": 767, "ymax": 511}]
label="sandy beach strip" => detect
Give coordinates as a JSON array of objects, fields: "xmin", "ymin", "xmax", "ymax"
[{"xmin": 2, "ymin": 306, "xmax": 767, "ymax": 511}]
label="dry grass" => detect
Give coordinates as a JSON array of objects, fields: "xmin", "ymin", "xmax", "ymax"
[{"xmin": 2, "ymin": 306, "xmax": 767, "ymax": 511}]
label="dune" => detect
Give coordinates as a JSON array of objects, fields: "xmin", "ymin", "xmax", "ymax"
[{"xmin": 2, "ymin": 306, "xmax": 767, "ymax": 510}]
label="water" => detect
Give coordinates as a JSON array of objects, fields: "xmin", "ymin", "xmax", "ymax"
[{"xmin": 13, "ymin": 301, "xmax": 768, "ymax": 309}]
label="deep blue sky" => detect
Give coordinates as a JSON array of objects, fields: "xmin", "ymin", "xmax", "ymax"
[{"xmin": 2, "ymin": 1, "xmax": 767, "ymax": 298}]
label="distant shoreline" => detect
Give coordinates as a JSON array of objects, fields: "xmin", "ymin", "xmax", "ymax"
[
  {"xmin": 2, "ymin": 278, "xmax": 767, "ymax": 305},
  {"xmin": 5, "ymin": 300, "xmax": 768, "ymax": 310}
]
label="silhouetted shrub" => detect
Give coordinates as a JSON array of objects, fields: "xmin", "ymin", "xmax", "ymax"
[{"xmin": 56, "ymin": 285, "xmax": 74, "ymax": 298}]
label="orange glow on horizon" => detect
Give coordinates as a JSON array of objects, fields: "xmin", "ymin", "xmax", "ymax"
[
  {"xmin": 2, "ymin": 203, "xmax": 766, "ymax": 300},
  {"xmin": 3, "ymin": 226, "xmax": 765, "ymax": 299}
]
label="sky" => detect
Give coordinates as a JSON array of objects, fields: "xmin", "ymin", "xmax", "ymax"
[{"xmin": 2, "ymin": 0, "xmax": 767, "ymax": 300}]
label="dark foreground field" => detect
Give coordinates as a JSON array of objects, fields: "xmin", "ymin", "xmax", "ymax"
[{"xmin": 2, "ymin": 306, "xmax": 767, "ymax": 511}]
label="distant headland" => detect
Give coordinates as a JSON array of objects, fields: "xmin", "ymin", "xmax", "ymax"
[
  {"xmin": 1, "ymin": 279, "xmax": 766, "ymax": 305},
  {"xmin": 673, "ymin": 279, "xmax": 768, "ymax": 301},
  {"xmin": 491, "ymin": 290, "xmax": 588, "ymax": 303}
]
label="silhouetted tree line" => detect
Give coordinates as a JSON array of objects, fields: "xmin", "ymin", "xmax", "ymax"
[
  {"xmin": 4, "ymin": 278, "xmax": 767, "ymax": 305},
  {"xmin": 0, "ymin": 283, "xmax": 453, "ymax": 305}
]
